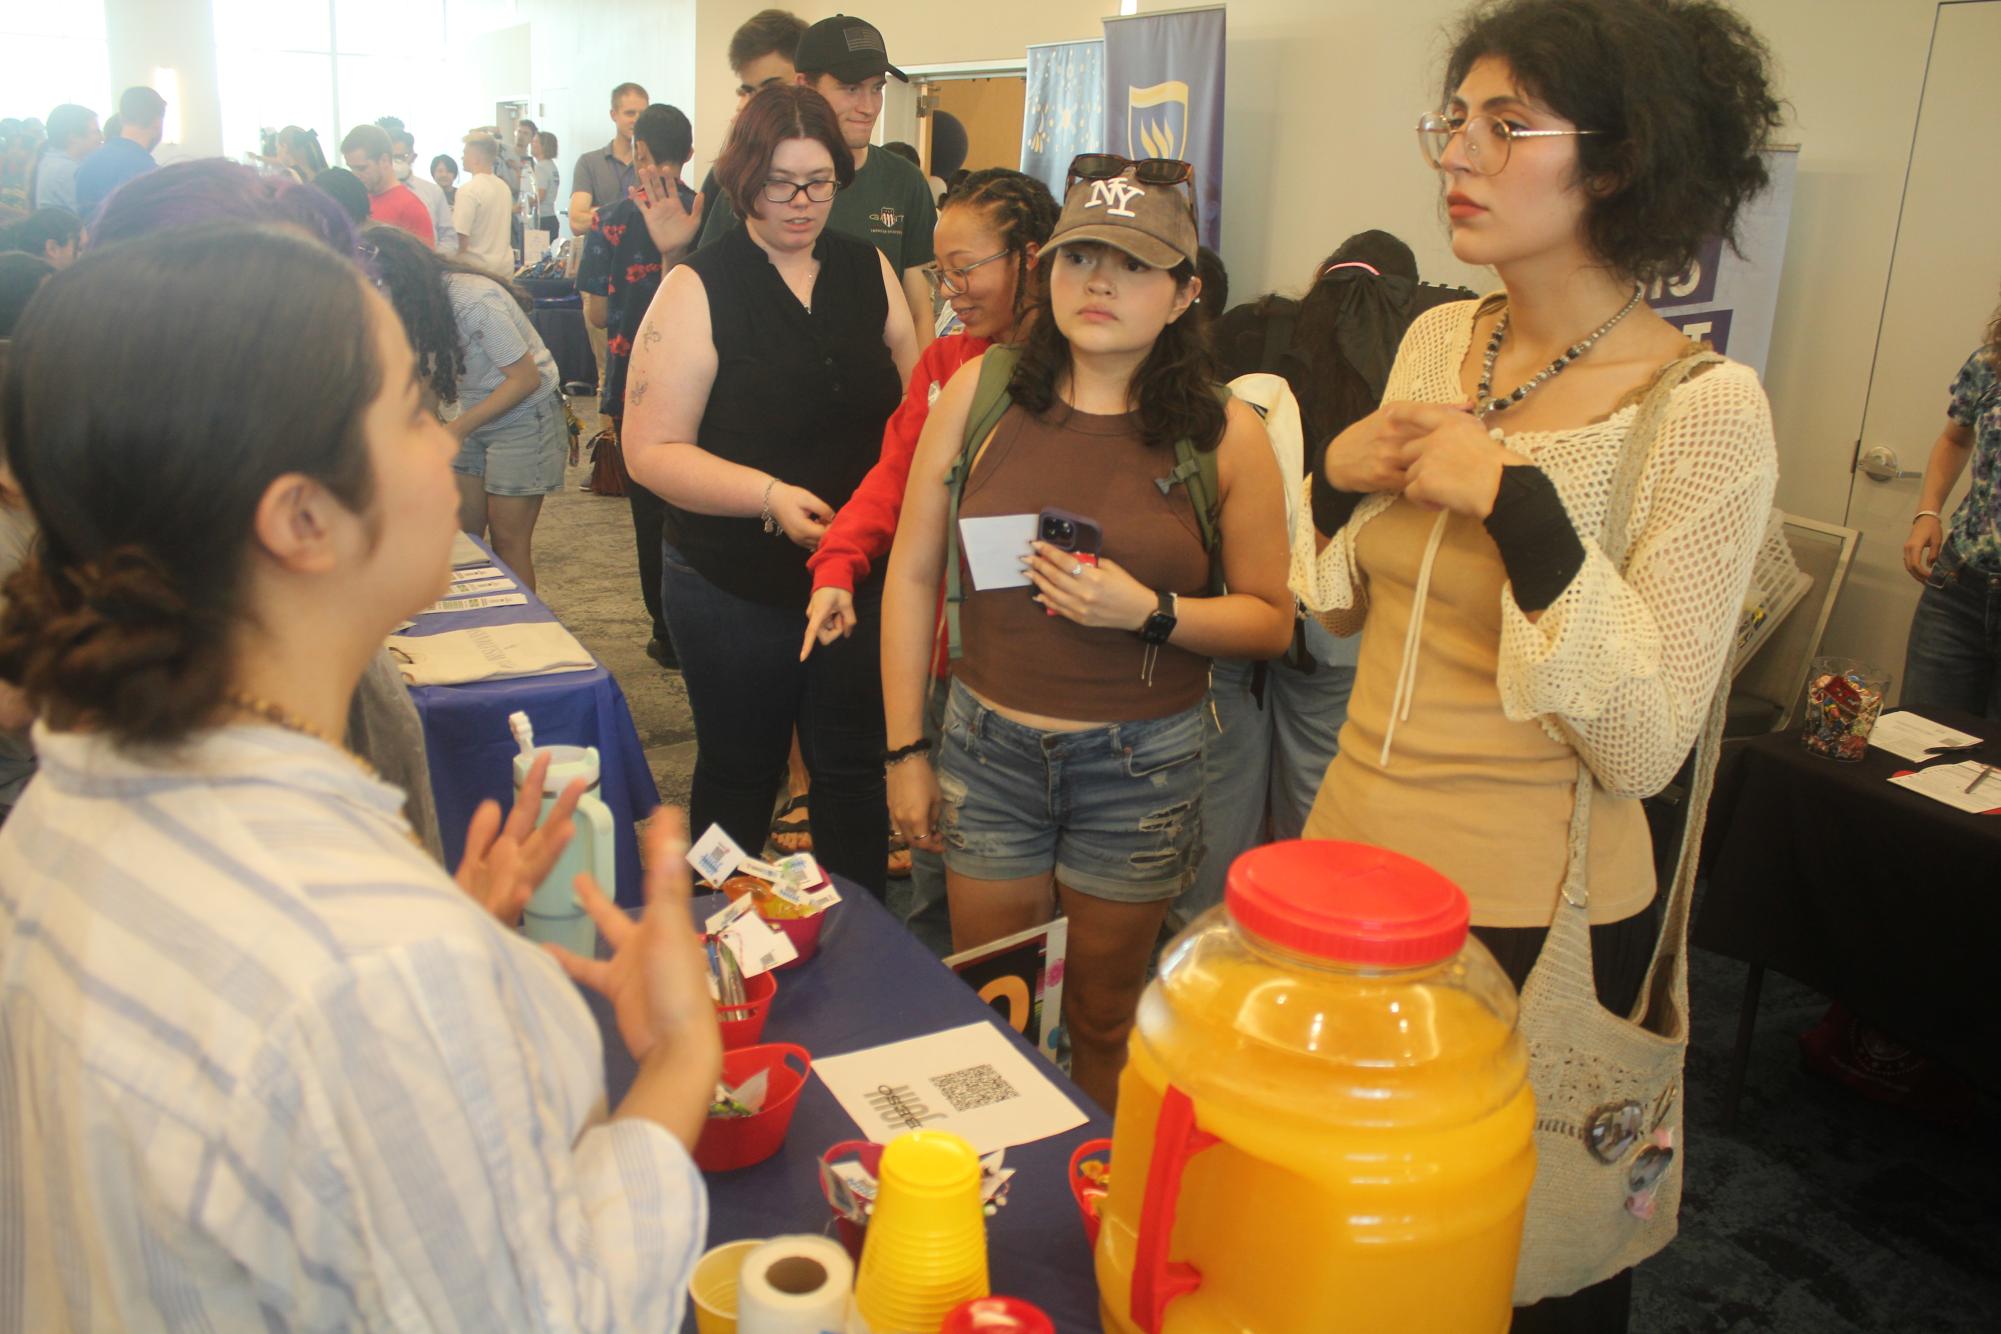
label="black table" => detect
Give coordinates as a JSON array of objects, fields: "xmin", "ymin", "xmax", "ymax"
[
  {"xmin": 1694, "ymin": 710, "xmax": 2001, "ymax": 1120},
  {"xmin": 583, "ymin": 885, "xmax": 1112, "ymax": 1333},
  {"xmin": 518, "ymin": 275, "xmax": 596, "ymax": 391}
]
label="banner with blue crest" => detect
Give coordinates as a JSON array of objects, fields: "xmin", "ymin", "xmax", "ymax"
[
  {"xmin": 1020, "ymin": 39, "xmax": 1105, "ymax": 204},
  {"xmin": 1102, "ymin": 5, "xmax": 1226, "ymax": 246}
]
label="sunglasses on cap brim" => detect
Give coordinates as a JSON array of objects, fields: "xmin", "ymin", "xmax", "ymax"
[{"xmin": 1066, "ymin": 153, "xmax": 1195, "ymax": 191}]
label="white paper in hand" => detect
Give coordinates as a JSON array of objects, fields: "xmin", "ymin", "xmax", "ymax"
[{"xmin": 958, "ymin": 513, "xmax": 1038, "ymax": 591}]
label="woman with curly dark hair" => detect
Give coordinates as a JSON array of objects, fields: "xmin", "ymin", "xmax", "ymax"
[
  {"xmin": 1293, "ymin": 1, "xmax": 1785, "ymax": 1327},
  {"xmin": 879, "ymin": 163, "xmax": 1292, "ymax": 1110},
  {"xmin": 365, "ymin": 222, "xmax": 566, "ymax": 590}
]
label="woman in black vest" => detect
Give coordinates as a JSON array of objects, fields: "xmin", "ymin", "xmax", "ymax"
[{"xmin": 623, "ymin": 85, "xmax": 919, "ymax": 897}]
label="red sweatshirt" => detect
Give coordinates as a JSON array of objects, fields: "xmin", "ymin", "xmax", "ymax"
[{"xmin": 806, "ymin": 332, "xmax": 993, "ymax": 595}]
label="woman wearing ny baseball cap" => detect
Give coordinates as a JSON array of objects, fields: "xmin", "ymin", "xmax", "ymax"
[{"xmin": 878, "ymin": 159, "xmax": 1293, "ymax": 1111}]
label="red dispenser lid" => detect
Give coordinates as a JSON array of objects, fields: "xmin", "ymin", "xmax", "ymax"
[
  {"xmin": 941, "ymin": 1296, "xmax": 1056, "ymax": 1333},
  {"xmin": 1225, "ymin": 840, "xmax": 1470, "ymax": 967}
]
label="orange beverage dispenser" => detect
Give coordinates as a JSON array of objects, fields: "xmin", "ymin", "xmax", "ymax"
[{"xmin": 1076, "ymin": 841, "xmax": 1535, "ymax": 1333}]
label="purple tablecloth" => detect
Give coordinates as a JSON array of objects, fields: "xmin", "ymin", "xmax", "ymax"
[
  {"xmin": 403, "ymin": 537, "xmax": 656, "ymax": 906},
  {"xmin": 586, "ymin": 883, "xmax": 1112, "ymax": 1333}
]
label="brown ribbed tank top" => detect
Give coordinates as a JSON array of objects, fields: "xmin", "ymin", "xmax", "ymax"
[{"xmin": 955, "ymin": 402, "xmax": 1211, "ymax": 721}]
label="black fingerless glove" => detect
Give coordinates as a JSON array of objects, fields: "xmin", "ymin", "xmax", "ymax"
[
  {"xmin": 1310, "ymin": 466, "xmax": 1367, "ymax": 537},
  {"xmin": 1482, "ymin": 465, "xmax": 1585, "ymax": 613}
]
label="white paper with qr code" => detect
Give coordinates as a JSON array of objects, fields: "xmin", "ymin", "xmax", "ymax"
[{"xmin": 812, "ymin": 1021, "xmax": 1086, "ymax": 1153}]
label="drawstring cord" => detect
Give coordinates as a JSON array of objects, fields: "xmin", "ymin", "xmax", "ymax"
[{"xmin": 1379, "ymin": 509, "xmax": 1450, "ymax": 768}]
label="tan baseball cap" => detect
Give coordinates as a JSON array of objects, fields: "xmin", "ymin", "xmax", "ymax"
[{"xmin": 1046, "ymin": 168, "xmax": 1198, "ymax": 270}]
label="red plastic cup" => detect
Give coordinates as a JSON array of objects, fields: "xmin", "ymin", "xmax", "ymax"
[
  {"xmin": 820, "ymin": 1138, "xmax": 887, "ymax": 1261},
  {"xmin": 695, "ymin": 1043, "xmax": 812, "ymax": 1173},
  {"xmin": 715, "ymin": 969, "xmax": 777, "ymax": 1050},
  {"xmin": 942, "ymin": 1296, "xmax": 1056, "ymax": 1333}
]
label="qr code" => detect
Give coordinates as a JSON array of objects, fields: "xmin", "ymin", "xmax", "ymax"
[{"xmin": 931, "ymin": 1064, "xmax": 1020, "ymax": 1113}]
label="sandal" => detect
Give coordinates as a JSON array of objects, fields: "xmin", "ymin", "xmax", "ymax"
[
  {"xmin": 769, "ymin": 794, "xmax": 813, "ymax": 854},
  {"xmin": 887, "ymin": 830, "xmax": 912, "ymax": 879}
]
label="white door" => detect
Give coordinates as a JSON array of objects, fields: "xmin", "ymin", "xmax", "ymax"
[{"xmin": 1820, "ymin": 0, "xmax": 2001, "ymax": 699}]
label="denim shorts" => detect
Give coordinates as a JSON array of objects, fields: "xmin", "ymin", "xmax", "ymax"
[
  {"xmin": 934, "ymin": 678, "xmax": 1208, "ymax": 903},
  {"xmin": 452, "ymin": 392, "xmax": 567, "ymax": 496}
]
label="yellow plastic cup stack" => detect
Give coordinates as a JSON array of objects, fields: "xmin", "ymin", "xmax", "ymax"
[{"xmin": 852, "ymin": 1130, "xmax": 991, "ymax": 1333}]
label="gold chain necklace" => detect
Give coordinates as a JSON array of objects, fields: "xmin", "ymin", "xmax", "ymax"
[{"xmin": 226, "ymin": 692, "xmax": 379, "ymax": 780}]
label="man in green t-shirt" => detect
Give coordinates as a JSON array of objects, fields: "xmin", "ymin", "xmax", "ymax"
[{"xmin": 696, "ymin": 12, "xmax": 937, "ymax": 349}]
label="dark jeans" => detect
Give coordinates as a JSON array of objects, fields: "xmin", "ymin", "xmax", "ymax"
[
  {"xmin": 1473, "ymin": 895, "xmax": 1662, "ymax": 1334},
  {"xmin": 1902, "ymin": 542, "xmax": 2001, "ymax": 721},
  {"xmin": 627, "ymin": 478, "xmax": 670, "ymax": 645},
  {"xmin": 661, "ymin": 544, "xmax": 888, "ymax": 898}
]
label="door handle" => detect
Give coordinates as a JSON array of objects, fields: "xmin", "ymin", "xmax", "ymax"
[{"xmin": 1858, "ymin": 446, "xmax": 1920, "ymax": 483}]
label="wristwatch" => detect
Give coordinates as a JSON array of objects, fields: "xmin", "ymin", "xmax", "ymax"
[{"xmin": 1139, "ymin": 590, "xmax": 1179, "ymax": 645}]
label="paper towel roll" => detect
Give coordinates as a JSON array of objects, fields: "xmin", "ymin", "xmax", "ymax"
[{"xmin": 736, "ymin": 1233, "xmax": 855, "ymax": 1334}]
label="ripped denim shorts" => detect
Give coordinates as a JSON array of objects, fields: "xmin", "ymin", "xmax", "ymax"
[{"xmin": 934, "ymin": 677, "xmax": 1208, "ymax": 903}]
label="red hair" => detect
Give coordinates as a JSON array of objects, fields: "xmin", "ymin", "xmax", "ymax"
[{"xmin": 713, "ymin": 85, "xmax": 853, "ymax": 220}]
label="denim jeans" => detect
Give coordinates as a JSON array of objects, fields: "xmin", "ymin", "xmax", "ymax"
[
  {"xmin": 1902, "ymin": 542, "xmax": 2001, "ymax": 721},
  {"xmin": 660, "ymin": 544, "xmax": 888, "ymax": 898},
  {"xmin": 1174, "ymin": 621, "xmax": 1358, "ymax": 928},
  {"xmin": 936, "ymin": 679, "xmax": 1208, "ymax": 903}
]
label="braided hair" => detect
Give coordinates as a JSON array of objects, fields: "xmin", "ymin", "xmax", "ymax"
[
  {"xmin": 938, "ymin": 168, "xmax": 1058, "ymax": 335},
  {"xmin": 365, "ymin": 223, "xmax": 533, "ymax": 406}
]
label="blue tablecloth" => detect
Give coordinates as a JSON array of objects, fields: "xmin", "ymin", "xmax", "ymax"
[
  {"xmin": 588, "ymin": 884, "xmax": 1111, "ymax": 1333},
  {"xmin": 404, "ymin": 538, "xmax": 656, "ymax": 906},
  {"xmin": 519, "ymin": 276, "xmax": 596, "ymax": 390}
]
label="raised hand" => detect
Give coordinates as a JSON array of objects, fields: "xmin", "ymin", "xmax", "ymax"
[
  {"xmin": 631, "ymin": 163, "xmax": 705, "ymax": 258},
  {"xmin": 454, "ymin": 751, "xmax": 585, "ymax": 926}
]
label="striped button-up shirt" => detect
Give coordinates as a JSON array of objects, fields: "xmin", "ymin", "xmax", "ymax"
[{"xmin": 0, "ymin": 723, "xmax": 705, "ymax": 1331}]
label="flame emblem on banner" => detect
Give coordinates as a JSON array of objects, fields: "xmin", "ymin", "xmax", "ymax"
[{"xmin": 1127, "ymin": 80, "xmax": 1189, "ymax": 160}]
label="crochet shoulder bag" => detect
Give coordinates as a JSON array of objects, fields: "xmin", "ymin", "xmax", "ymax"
[{"xmin": 1511, "ymin": 348, "xmax": 1732, "ymax": 1303}]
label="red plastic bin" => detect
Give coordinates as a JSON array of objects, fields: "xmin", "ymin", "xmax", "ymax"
[
  {"xmin": 694, "ymin": 1043, "xmax": 812, "ymax": 1173},
  {"xmin": 715, "ymin": 970, "xmax": 777, "ymax": 1050}
]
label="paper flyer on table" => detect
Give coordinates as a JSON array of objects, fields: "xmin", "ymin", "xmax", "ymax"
[
  {"xmin": 1867, "ymin": 711, "xmax": 1982, "ymax": 762},
  {"xmin": 814, "ymin": 1021, "xmax": 1087, "ymax": 1153},
  {"xmin": 418, "ymin": 593, "xmax": 528, "ymax": 615},
  {"xmin": 1889, "ymin": 761, "xmax": 2001, "ymax": 815},
  {"xmin": 957, "ymin": 514, "xmax": 1037, "ymax": 591}
]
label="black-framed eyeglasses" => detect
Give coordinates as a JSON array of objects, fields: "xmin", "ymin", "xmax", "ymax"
[
  {"xmin": 919, "ymin": 247, "xmax": 1011, "ymax": 296},
  {"xmin": 761, "ymin": 177, "xmax": 840, "ymax": 204},
  {"xmin": 1417, "ymin": 111, "xmax": 1602, "ymax": 177}
]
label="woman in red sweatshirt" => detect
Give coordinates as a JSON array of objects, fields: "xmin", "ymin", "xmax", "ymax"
[{"xmin": 799, "ymin": 168, "xmax": 1058, "ymax": 950}]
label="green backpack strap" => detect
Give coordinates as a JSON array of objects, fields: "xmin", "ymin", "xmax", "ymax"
[
  {"xmin": 1154, "ymin": 384, "xmax": 1233, "ymax": 595},
  {"xmin": 943, "ymin": 346, "xmax": 1023, "ymax": 662}
]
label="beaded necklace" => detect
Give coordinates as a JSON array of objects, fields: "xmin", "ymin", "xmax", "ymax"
[
  {"xmin": 1475, "ymin": 283, "xmax": 1646, "ymax": 421},
  {"xmin": 227, "ymin": 692, "xmax": 378, "ymax": 780}
]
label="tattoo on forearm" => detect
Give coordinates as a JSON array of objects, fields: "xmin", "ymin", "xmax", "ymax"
[
  {"xmin": 642, "ymin": 324, "xmax": 662, "ymax": 349},
  {"xmin": 628, "ymin": 377, "xmax": 649, "ymax": 405}
]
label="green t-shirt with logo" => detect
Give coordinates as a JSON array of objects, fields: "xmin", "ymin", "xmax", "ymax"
[{"xmin": 695, "ymin": 145, "xmax": 938, "ymax": 273}]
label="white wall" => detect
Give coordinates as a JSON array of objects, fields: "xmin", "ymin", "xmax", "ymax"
[
  {"xmin": 104, "ymin": 0, "xmax": 225, "ymax": 156},
  {"xmin": 446, "ymin": 0, "xmax": 697, "ymax": 205}
]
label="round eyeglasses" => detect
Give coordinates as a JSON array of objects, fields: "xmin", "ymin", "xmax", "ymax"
[
  {"xmin": 1417, "ymin": 111, "xmax": 1603, "ymax": 176},
  {"xmin": 919, "ymin": 247, "xmax": 1011, "ymax": 296},
  {"xmin": 761, "ymin": 177, "xmax": 839, "ymax": 205}
]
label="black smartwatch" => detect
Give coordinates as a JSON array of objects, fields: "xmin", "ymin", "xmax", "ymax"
[{"xmin": 1138, "ymin": 590, "xmax": 1179, "ymax": 645}]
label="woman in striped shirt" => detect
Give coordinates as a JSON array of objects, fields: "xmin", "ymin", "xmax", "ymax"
[{"xmin": 0, "ymin": 225, "xmax": 718, "ymax": 1330}]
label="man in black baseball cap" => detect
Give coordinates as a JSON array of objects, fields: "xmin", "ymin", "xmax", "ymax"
[
  {"xmin": 792, "ymin": 13, "xmax": 907, "ymax": 83},
  {"xmin": 697, "ymin": 13, "xmax": 937, "ymax": 348}
]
